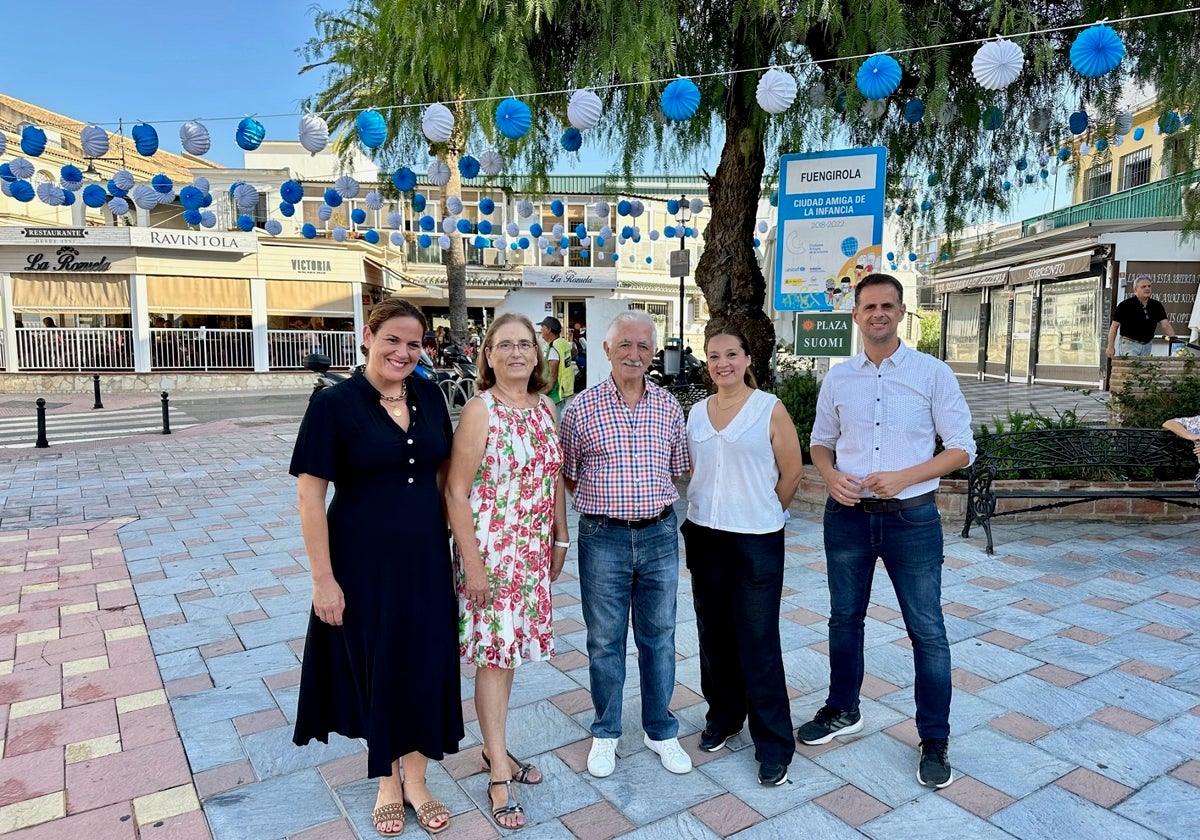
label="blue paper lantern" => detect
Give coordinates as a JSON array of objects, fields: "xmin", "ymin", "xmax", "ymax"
[
  {"xmin": 393, "ymin": 167, "xmax": 417, "ymax": 192},
  {"xmin": 971, "ymin": 165, "xmax": 986, "ymax": 180},
  {"xmin": 474, "ymin": 235, "xmax": 489, "ymax": 248},
  {"xmin": 480, "ymin": 197, "xmax": 495, "ymax": 215},
  {"xmin": 666, "ymin": 199, "xmax": 680, "ymax": 214},
  {"xmin": 580, "ymin": 249, "xmax": 589, "ymax": 259},
  {"xmin": 82, "ymin": 184, "xmax": 107, "ymax": 207},
  {"xmin": 323, "ymin": 188, "xmax": 343, "ymax": 207},
  {"xmin": 518, "ymin": 237, "xmax": 530, "ymax": 249},
  {"xmin": 1133, "ymin": 126, "xmax": 1144, "ymax": 141},
  {"xmin": 419, "ymin": 215, "xmax": 435, "ymax": 231},
  {"xmin": 20, "ymin": 125, "xmax": 47, "ymax": 157},
  {"xmin": 560, "ymin": 237, "xmax": 570, "ymax": 249},
  {"xmin": 530, "ymin": 223, "xmax": 543, "ymax": 238},
  {"xmin": 107, "ymin": 178, "xmax": 128, "ymax": 198},
  {"xmin": 356, "ymin": 109, "xmax": 387, "ymax": 148},
  {"xmin": 902, "ymin": 99, "xmax": 925, "ymax": 124},
  {"xmin": 151, "ymin": 174, "xmax": 173, "ymax": 194},
  {"xmin": 611, "ymin": 253, "xmax": 619, "ymax": 262},
  {"xmin": 1039, "ymin": 169, "xmax": 1049, "ymax": 179},
  {"xmin": 595, "ymin": 236, "xmax": 606, "ymax": 248},
  {"xmin": 279, "ymin": 201, "xmax": 295, "ymax": 217},
  {"xmin": 1056, "ymin": 147, "xmax": 1071, "ymax": 161},
  {"xmin": 921, "ymin": 199, "xmax": 933, "ymax": 211},
  {"xmin": 236, "ymin": 117, "xmax": 266, "ymax": 151},
  {"xmin": 1068, "ymin": 110, "xmax": 1089, "ymax": 135},
  {"xmin": 561, "ymin": 128, "xmax": 582, "ymax": 152},
  {"xmin": 927, "ymin": 172, "xmax": 941, "ymax": 186},
  {"xmin": 621, "ymin": 225, "xmax": 634, "ymax": 240},
  {"xmin": 132, "ymin": 123, "xmax": 159, "ymax": 156},
  {"xmin": 769, "ymin": 191, "xmax": 778, "ymax": 207},
  {"xmin": 419, "ymin": 234, "xmax": 432, "ymax": 248},
  {"xmin": 280, "ymin": 180, "xmax": 304, "ymax": 203},
  {"xmin": 183, "ymin": 208, "xmax": 202, "ymax": 225},
  {"xmin": 364, "ymin": 230, "xmax": 379, "ymax": 244},
  {"xmin": 301, "ymin": 223, "xmax": 317, "ymax": 239},
  {"xmin": 1159, "ymin": 111, "xmax": 1182, "ymax": 135},
  {"xmin": 617, "ymin": 200, "xmax": 632, "ymax": 217},
  {"xmin": 663, "ymin": 225, "xmax": 677, "ymax": 238},
  {"xmin": 1002, "ymin": 180, "xmax": 1012, "ymax": 191},
  {"xmin": 237, "ymin": 215, "xmax": 255, "ymax": 232},
  {"xmin": 456, "ymin": 218, "xmax": 473, "ymax": 234},
  {"xmin": 495, "ymin": 98, "xmax": 532, "ymax": 139},
  {"xmin": 661, "ymin": 78, "xmax": 701, "ymax": 121},
  {"xmin": 575, "ymin": 224, "xmax": 588, "ymax": 239},
  {"xmin": 550, "ymin": 200, "xmax": 564, "ymax": 217},
  {"xmin": 351, "ymin": 208, "xmax": 367, "ymax": 224},
  {"xmin": 840, "ymin": 237, "xmax": 859, "ymax": 257},
  {"xmin": 646, "ymin": 256, "xmax": 653, "ymax": 264},
  {"xmin": 981, "ymin": 106, "xmax": 1004, "ymax": 130},
  {"xmin": 856, "ymin": 54, "xmax": 902, "ymax": 100},
  {"xmin": 1015, "ymin": 158, "xmax": 1028, "ymax": 171},
  {"xmin": 1094, "ymin": 137, "xmax": 1109, "ymax": 152},
  {"xmin": 1070, "ymin": 24, "xmax": 1125, "ymax": 78},
  {"xmin": 459, "ymin": 155, "xmax": 481, "ymax": 179},
  {"xmin": 10, "ymin": 180, "xmax": 34, "ymax": 202},
  {"xmin": 412, "ymin": 193, "xmax": 427, "ymax": 212},
  {"xmin": 61, "ymin": 189, "xmax": 75, "ymax": 206},
  {"xmin": 60, "ymin": 164, "xmax": 83, "ymax": 185},
  {"xmin": 479, "ymin": 220, "xmax": 493, "ymax": 235},
  {"xmin": 0, "ymin": 164, "xmax": 12, "ymax": 183}
]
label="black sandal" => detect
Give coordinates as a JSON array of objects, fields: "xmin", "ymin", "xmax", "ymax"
[
  {"xmin": 488, "ymin": 779, "xmax": 525, "ymax": 831},
  {"xmin": 482, "ymin": 749, "xmax": 543, "ymax": 785}
]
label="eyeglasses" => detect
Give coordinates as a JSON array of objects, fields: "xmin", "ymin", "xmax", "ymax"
[{"xmin": 491, "ymin": 340, "xmax": 536, "ymax": 353}]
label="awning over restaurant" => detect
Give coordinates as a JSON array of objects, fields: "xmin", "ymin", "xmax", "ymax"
[
  {"xmin": 930, "ymin": 267, "xmax": 1009, "ymax": 295},
  {"xmin": 147, "ymin": 276, "xmax": 251, "ymax": 313},
  {"xmin": 11, "ymin": 273, "xmax": 130, "ymax": 312},
  {"xmin": 265, "ymin": 280, "xmax": 355, "ymax": 315},
  {"xmin": 1008, "ymin": 250, "xmax": 1096, "ymax": 285}
]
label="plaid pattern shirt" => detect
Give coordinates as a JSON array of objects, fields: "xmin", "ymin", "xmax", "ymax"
[{"xmin": 560, "ymin": 376, "xmax": 690, "ymax": 519}]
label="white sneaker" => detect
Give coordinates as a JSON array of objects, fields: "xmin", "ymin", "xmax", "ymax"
[
  {"xmin": 587, "ymin": 737, "xmax": 618, "ymax": 778},
  {"xmin": 644, "ymin": 734, "xmax": 692, "ymax": 774}
]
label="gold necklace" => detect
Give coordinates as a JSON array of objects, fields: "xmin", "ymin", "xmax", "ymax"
[
  {"xmin": 378, "ymin": 381, "xmax": 408, "ymax": 416},
  {"xmin": 715, "ymin": 388, "xmax": 751, "ymax": 410}
]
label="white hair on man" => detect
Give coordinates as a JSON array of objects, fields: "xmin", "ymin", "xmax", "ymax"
[{"xmin": 604, "ymin": 309, "xmax": 658, "ymax": 348}]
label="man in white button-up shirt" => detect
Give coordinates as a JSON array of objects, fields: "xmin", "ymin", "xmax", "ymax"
[{"xmin": 798, "ymin": 274, "xmax": 975, "ymax": 790}]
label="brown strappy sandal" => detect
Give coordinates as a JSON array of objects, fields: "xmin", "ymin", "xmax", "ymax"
[{"xmin": 371, "ymin": 802, "xmax": 405, "ymax": 837}]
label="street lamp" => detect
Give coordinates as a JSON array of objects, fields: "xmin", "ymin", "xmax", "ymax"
[{"xmin": 667, "ymin": 193, "xmax": 700, "ymax": 386}]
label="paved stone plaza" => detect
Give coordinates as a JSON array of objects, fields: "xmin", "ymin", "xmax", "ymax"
[{"xmin": 0, "ymin": 411, "xmax": 1197, "ymax": 839}]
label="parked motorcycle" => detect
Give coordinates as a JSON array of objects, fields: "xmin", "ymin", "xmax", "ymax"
[
  {"xmin": 648, "ymin": 346, "xmax": 704, "ymax": 386},
  {"xmin": 442, "ymin": 343, "xmax": 478, "ymax": 383},
  {"xmin": 304, "ymin": 352, "xmax": 349, "ymax": 400}
]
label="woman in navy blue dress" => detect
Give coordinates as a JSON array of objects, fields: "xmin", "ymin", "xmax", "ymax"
[{"xmin": 290, "ymin": 297, "xmax": 461, "ymax": 836}]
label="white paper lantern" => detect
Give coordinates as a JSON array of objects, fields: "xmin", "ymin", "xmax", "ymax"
[
  {"xmin": 233, "ymin": 183, "xmax": 259, "ymax": 211},
  {"xmin": 387, "ymin": 211, "xmax": 402, "ymax": 227},
  {"xmin": 552, "ymin": 223, "xmax": 564, "ymax": 236},
  {"xmin": 630, "ymin": 200, "xmax": 644, "ymax": 217},
  {"xmin": 157, "ymin": 189, "xmax": 175, "ymax": 206},
  {"xmin": 516, "ymin": 198, "xmax": 534, "ymax": 218},
  {"xmin": 298, "ymin": 114, "xmax": 330, "ymax": 155},
  {"xmin": 390, "ymin": 232, "xmax": 404, "ymax": 245},
  {"xmin": 179, "ymin": 120, "xmax": 211, "ymax": 156},
  {"xmin": 758, "ymin": 220, "xmax": 769, "ymax": 233},
  {"xmin": 689, "ymin": 198, "xmax": 704, "ymax": 214},
  {"xmin": 108, "ymin": 197, "xmax": 129, "ymax": 216},
  {"xmin": 479, "ymin": 150, "xmax": 504, "ymax": 177},
  {"xmin": 1115, "ymin": 111, "xmax": 1133, "ymax": 136},
  {"xmin": 334, "ymin": 175, "xmax": 360, "ymax": 199},
  {"xmin": 1079, "ymin": 141, "xmax": 1091, "ymax": 155},
  {"xmin": 9, "ymin": 158, "xmax": 34, "ymax": 179},
  {"xmin": 494, "ymin": 236, "xmax": 507, "ymax": 250},
  {"xmin": 111, "ymin": 170, "xmax": 135, "ymax": 191},
  {"xmin": 318, "ymin": 204, "xmax": 334, "ymax": 221},
  {"xmin": 131, "ymin": 184, "xmax": 160, "ymax": 209},
  {"xmin": 600, "ymin": 225, "xmax": 613, "ymax": 238},
  {"xmin": 332, "ymin": 226, "xmax": 347, "ymax": 242},
  {"xmin": 649, "ymin": 229, "xmax": 660, "ymax": 241},
  {"xmin": 438, "ymin": 234, "xmax": 452, "ymax": 250},
  {"xmin": 1112, "ymin": 134, "xmax": 1125, "ymax": 147},
  {"xmin": 0, "ymin": 133, "xmax": 6, "ymax": 157},
  {"xmin": 194, "ymin": 176, "xmax": 211, "ymax": 193},
  {"xmin": 36, "ymin": 182, "xmax": 65, "ymax": 206},
  {"xmin": 538, "ymin": 236, "xmax": 549, "ymax": 249},
  {"xmin": 422, "ymin": 103, "xmax": 454, "ymax": 144},
  {"xmin": 364, "ymin": 190, "xmax": 384, "ymax": 210},
  {"xmin": 579, "ymin": 236, "xmax": 590, "ymax": 246},
  {"xmin": 200, "ymin": 211, "xmax": 216, "ymax": 228},
  {"xmin": 505, "ymin": 221, "xmax": 519, "ymax": 237},
  {"xmin": 972, "ymin": 38, "xmax": 1024, "ymax": 90},
  {"xmin": 80, "ymin": 124, "xmax": 110, "ymax": 158},
  {"xmin": 756, "ymin": 68, "xmax": 798, "ymax": 115},
  {"xmin": 568, "ymin": 89, "xmax": 603, "ymax": 130},
  {"xmin": 593, "ymin": 200, "xmax": 609, "ymax": 218},
  {"xmin": 808, "ymin": 82, "xmax": 826, "ymax": 107},
  {"xmin": 861, "ymin": 100, "xmax": 887, "ymax": 120},
  {"xmin": 441, "ymin": 216, "xmax": 457, "ymax": 234},
  {"xmin": 0, "ymin": 181, "xmax": 10, "ymax": 198},
  {"xmin": 264, "ymin": 219, "xmax": 283, "ymax": 236},
  {"xmin": 427, "ymin": 159, "xmax": 451, "ymax": 186},
  {"xmin": 446, "ymin": 195, "xmax": 463, "ymax": 215}
]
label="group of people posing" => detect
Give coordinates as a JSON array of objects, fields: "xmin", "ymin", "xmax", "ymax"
[{"xmin": 289, "ymin": 273, "xmax": 977, "ymax": 836}]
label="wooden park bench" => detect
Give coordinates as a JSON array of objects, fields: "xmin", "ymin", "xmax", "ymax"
[{"xmin": 961, "ymin": 428, "xmax": 1199, "ymax": 554}]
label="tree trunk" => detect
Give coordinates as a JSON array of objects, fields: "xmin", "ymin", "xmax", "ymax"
[
  {"xmin": 695, "ymin": 68, "xmax": 774, "ymax": 386},
  {"xmin": 443, "ymin": 150, "xmax": 469, "ymax": 346}
]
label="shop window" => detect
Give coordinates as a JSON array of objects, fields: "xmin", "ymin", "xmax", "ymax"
[
  {"xmin": 985, "ymin": 293, "xmax": 1010, "ymax": 364},
  {"xmin": 945, "ymin": 292, "xmax": 981, "ymax": 364},
  {"xmin": 1120, "ymin": 146, "xmax": 1153, "ymax": 190},
  {"xmin": 1036, "ymin": 277, "xmax": 1100, "ymax": 367},
  {"xmin": 1084, "ymin": 161, "xmax": 1112, "ymax": 199}
]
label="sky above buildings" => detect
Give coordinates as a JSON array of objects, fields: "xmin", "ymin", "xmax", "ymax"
[{"xmin": 8, "ymin": 0, "xmax": 1066, "ymax": 225}]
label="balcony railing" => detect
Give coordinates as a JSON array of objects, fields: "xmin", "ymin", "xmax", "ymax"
[
  {"xmin": 267, "ymin": 330, "xmax": 358, "ymax": 369},
  {"xmin": 150, "ymin": 328, "xmax": 252, "ymax": 370},
  {"xmin": 1022, "ymin": 168, "xmax": 1200, "ymax": 235}
]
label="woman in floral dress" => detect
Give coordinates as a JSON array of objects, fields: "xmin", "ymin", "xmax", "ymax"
[
  {"xmin": 446, "ymin": 313, "xmax": 568, "ymax": 831},
  {"xmin": 1162, "ymin": 414, "xmax": 1200, "ymax": 490}
]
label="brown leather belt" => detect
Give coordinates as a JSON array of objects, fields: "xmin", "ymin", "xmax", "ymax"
[{"xmin": 854, "ymin": 490, "xmax": 937, "ymax": 513}]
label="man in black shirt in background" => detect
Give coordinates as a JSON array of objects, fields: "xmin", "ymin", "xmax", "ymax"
[{"xmin": 1106, "ymin": 276, "xmax": 1177, "ymax": 358}]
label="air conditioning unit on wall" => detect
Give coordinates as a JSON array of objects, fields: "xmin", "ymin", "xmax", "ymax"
[
  {"xmin": 1027, "ymin": 218, "xmax": 1056, "ymax": 235},
  {"xmin": 481, "ymin": 248, "xmax": 506, "ymax": 267}
]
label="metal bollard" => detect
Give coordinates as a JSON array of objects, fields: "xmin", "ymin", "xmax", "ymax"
[
  {"xmin": 92, "ymin": 374, "xmax": 104, "ymax": 410},
  {"xmin": 35, "ymin": 398, "xmax": 49, "ymax": 448},
  {"xmin": 160, "ymin": 391, "xmax": 171, "ymax": 435}
]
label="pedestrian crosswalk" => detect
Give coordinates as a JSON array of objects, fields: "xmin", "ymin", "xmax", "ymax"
[{"xmin": 0, "ymin": 406, "xmax": 199, "ymax": 448}]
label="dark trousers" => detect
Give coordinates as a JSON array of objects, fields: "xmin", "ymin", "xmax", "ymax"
[{"xmin": 682, "ymin": 520, "xmax": 793, "ymax": 766}]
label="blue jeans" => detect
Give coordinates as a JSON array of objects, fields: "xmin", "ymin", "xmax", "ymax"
[
  {"xmin": 577, "ymin": 510, "xmax": 680, "ymax": 740},
  {"xmin": 1119, "ymin": 338, "xmax": 1154, "ymax": 357},
  {"xmin": 682, "ymin": 520, "xmax": 793, "ymax": 765},
  {"xmin": 823, "ymin": 498, "xmax": 951, "ymax": 740}
]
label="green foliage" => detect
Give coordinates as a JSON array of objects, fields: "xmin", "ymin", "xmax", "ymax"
[
  {"xmin": 977, "ymin": 407, "xmax": 1092, "ymax": 437},
  {"xmin": 915, "ymin": 310, "xmax": 941, "ymax": 356},
  {"xmin": 771, "ymin": 369, "xmax": 820, "ymax": 456},
  {"xmin": 1109, "ymin": 355, "xmax": 1200, "ymax": 428}
]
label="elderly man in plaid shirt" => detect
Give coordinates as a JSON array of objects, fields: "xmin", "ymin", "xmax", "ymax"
[{"xmin": 560, "ymin": 309, "xmax": 693, "ymax": 779}]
